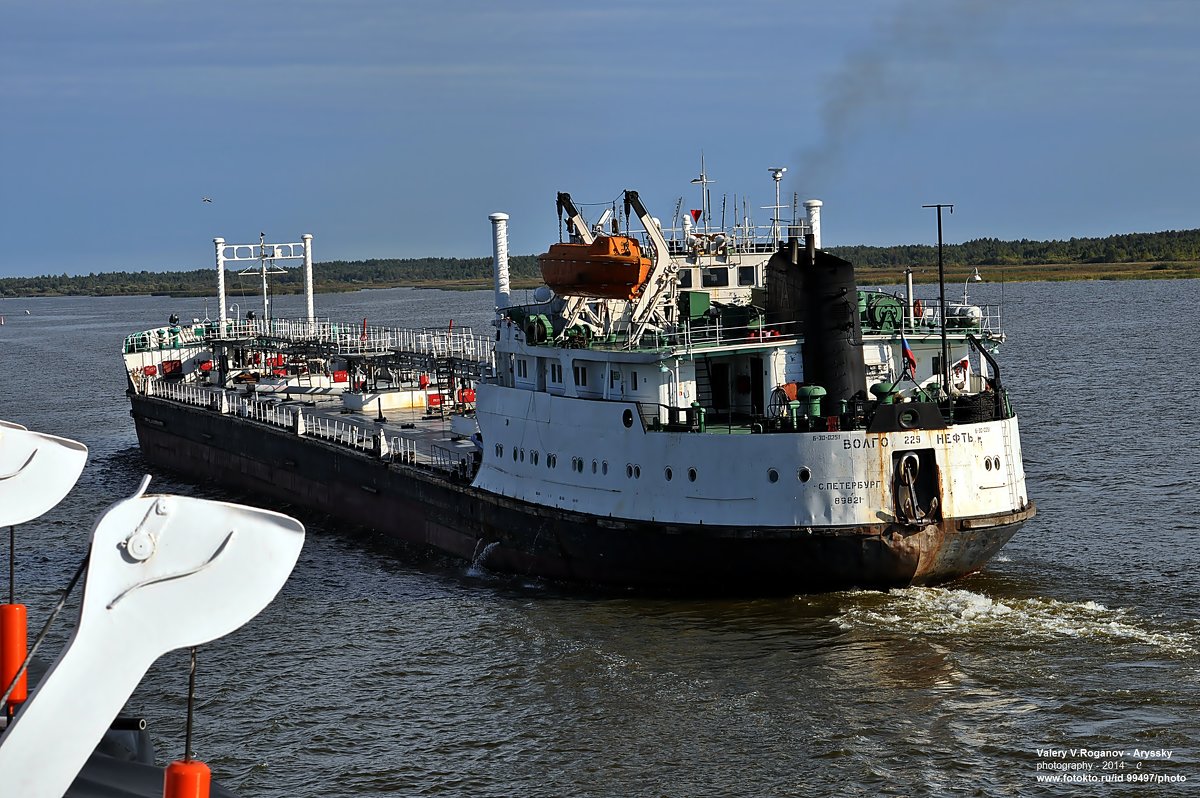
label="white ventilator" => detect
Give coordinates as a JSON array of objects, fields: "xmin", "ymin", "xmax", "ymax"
[
  {"xmin": 0, "ymin": 478, "xmax": 305, "ymax": 797},
  {"xmin": 0, "ymin": 423, "xmax": 89, "ymax": 527}
]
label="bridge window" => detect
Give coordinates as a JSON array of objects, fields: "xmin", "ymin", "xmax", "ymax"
[
  {"xmin": 701, "ymin": 268, "xmax": 729, "ymax": 288},
  {"xmin": 678, "ymin": 269, "xmax": 693, "ymax": 288},
  {"xmin": 549, "ymin": 363, "xmax": 563, "ymax": 384},
  {"xmin": 738, "ymin": 266, "xmax": 756, "ymax": 286}
]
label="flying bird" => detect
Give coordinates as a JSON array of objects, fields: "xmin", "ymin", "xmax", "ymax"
[{"xmin": 202, "ymin": 197, "xmax": 212, "ymax": 203}]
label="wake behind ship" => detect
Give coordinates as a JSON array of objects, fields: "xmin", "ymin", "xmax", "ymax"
[{"xmin": 122, "ymin": 174, "xmax": 1034, "ymax": 593}]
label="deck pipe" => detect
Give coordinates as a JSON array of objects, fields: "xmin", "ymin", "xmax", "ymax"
[
  {"xmin": 803, "ymin": 200, "xmax": 823, "ymax": 250},
  {"xmin": 213, "ymin": 238, "xmax": 227, "ymax": 329},
  {"xmin": 489, "ymin": 213, "xmax": 511, "ymax": 311},
  {"xmin": 303, "ymin": 234, "xmax": 314, "ymax": 326}
]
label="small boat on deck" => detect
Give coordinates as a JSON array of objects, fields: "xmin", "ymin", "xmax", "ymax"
[{"xmin": 538, "ymin": 235, "xmax": 652, "ymax": 300}]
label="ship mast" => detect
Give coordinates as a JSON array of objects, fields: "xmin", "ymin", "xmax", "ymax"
[{"xmin": 922, "ymin": 203, "xmax": 954, "ymax": 394}]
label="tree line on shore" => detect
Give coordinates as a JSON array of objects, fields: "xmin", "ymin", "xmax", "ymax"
[{"xmin": 2, "ymin": 229, "xmax": 1198, "ymax": 298}]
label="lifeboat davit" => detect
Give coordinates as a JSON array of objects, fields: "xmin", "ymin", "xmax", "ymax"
[{"xmin": 537, "ymin": 236, "xmax": 652, "ymax": 300}]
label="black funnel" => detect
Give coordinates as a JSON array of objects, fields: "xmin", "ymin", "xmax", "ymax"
[{"xmin": 800, "ymin": 251, "xmax": 866, "ymax": 413}]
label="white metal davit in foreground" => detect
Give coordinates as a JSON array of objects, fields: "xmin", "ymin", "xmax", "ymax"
[
  {"xmin": 0, "ymin": 424, "xmax": 88, "ymax": 528},
  {"xmin": 0, "ymin": 422, "xmax": 305, "ymax": 798}
]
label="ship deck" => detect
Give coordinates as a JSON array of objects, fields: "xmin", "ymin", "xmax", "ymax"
[{"xmin": 147, "ymin": 380, "xmax": 483, "ymax": 475}]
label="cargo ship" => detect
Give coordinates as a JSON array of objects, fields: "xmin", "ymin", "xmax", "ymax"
[{"xmin": 122, "ymin": 173, "xmax": 1034, "ymax": 593}]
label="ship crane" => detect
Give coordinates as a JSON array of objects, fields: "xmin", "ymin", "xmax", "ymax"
[
  {"xmin": 549, "ymin": 191, "xmax": 678, "ymax": 347},
  {"xmin": 621, "ymin": 190, "xmax": 678, "ymax": 348},
  {"xmin": 556, "ymin": 192, "xmax": 595, "ymax": 245}
]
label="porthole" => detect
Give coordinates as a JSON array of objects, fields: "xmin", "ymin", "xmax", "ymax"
[
  {"xmin": 602, "ymin": 461, "xmax": 609, "ymax": 475},
  {"xmin": 495, "ymin": 444, "xmax": 503, "ymax": 458},
  {"xmin": 548, "ymin": 454, "xmax": 557, "ymax": 468},
  {"xmin": 798, "ymin": 467, "xmax": 812, "ymax": 483},
  {"xmin": 985, "ymin": 458, "xmax": 993, "ymax": 471},
  {"xmin": 512, "ymin": 448, "xmax": 518, "ymax": 462},
  {"xmin": 592, "ymin": 459, "xmax": 598, "ymax": 474},
  {"xmin": 626, "ymin": 464, "xmax": 634, "ymax": 479},
  {"xmin": 634, "ymin": 465, "xmax": 641, "ymax": 479},
  {"xmin": 622, "ymin": 409, "xmax": 634, "ymax": 428},
  {"xmin": 665, "ymin": 467, "xmax": 673, "ymax": 481},
  {"xmin": 767, "ymin": 468, "xmax": 779, "ymax": 483},
  {"xmin": 688, "ymin": 467, "xmax": 698, "ymax": 482},
  {"xmin": 521, "ymin": 448, "xmax": 526, "ymax": 462}
]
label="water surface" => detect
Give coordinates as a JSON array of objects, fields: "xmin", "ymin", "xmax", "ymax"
[{"xmin": 1, "ymin": 279, "xmax": 1196, "ymax": 796}]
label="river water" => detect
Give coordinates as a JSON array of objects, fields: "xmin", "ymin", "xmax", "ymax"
[{"xmin": 1, "ymin": 279, "xmax": 1196, "ymax": 796}]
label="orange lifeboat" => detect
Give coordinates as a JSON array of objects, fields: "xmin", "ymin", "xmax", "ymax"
[{"xmin": 537, "ymin": 236, "xmax": 652, "ymax": 300}]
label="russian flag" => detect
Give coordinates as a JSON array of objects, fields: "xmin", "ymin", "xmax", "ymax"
[{"xmin": 901, "ymin": 333, "xmax": 917, "ymax": 374}]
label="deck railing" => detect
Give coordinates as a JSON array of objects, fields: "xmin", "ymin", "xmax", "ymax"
[
  {"xmin": 143, "ymin": 383, "xmax": 479, "ymax": 473},
  {"xmin": 125, "ymin": 316, "xmax": 494, "ymax": 368},
  {"xmin": 303, "ymin": 414, "xmax": 374, "ymax": 451}
]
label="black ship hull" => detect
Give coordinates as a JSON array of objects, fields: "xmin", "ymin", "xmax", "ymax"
[{"xmin": 129, "ymin": 394, "xmax": 1034, "ymax": 594}]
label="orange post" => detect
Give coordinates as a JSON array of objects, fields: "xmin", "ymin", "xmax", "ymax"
[
  {"xmin": 0, "ymin": 603, "xmax": 28, "ymax": 710},
  {"xmin": 163, "ymin": 759, "xmax": 211, "ymax": 798}
]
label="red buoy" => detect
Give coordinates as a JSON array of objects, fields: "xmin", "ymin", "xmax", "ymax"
[
  {"xmin": 163, "ymin": 759, "xmax": 211, "ymax": 798},
  {"xmin": 0, "ymin": 603, "xmax": 28, "ymax": 710}
]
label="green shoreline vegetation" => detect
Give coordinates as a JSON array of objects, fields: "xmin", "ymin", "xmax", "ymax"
[{"xmin": 2, "ymin": 230, "xmax": 1199, "ymax": 298}]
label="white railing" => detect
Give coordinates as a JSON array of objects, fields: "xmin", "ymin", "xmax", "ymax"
[
  {"xmin": 143, "ymin": 377, "xmax": 471, "ymax": 467},
  {"xmin": 123, "ymin": 323, "xmax": 210, "ymax": 354},
  {"xmin": 130, "ymin": 317, "xmax": 495, "ymax": 366},
  {"xmin": 390, "ymin": 436, "xmax": 418, "ymax": 463},
  {"xmin": 916, "ymin": 302, "xmax": 1002, "ymax": 335},
  {"xmin": 150, "ymin": 380, "xmax": 212, "ymax": 407},
  {"xmin": 303, "ymin": 414, "xmax": 374, "ymax": 452},
  {"xmin": 245, "ymin": 400, "xmax": 295, "ymax": 429},
  {"xmin": 430, "ymin": 442, "xmax": 471, "ymax": 475}
]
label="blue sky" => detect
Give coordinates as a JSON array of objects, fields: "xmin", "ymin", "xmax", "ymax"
[{"xmin": 2, "ymin": 0, "xmax": 1197, "ymax": 276}]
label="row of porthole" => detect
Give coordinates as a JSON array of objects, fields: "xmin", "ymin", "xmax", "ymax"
[
  {"xmin": 983, "ymin": 456, "xmax": 1003, "ymax": 471},
  {"xmin": 495, "ymin": 443, "xmax": 817, "ymax": 485}
]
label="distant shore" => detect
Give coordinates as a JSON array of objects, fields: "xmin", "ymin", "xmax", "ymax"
[{"xmin": 1, "ymin": 260, "xmax": 1196, "ymax": 299}]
